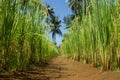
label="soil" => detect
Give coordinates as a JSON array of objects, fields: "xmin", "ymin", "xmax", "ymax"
[{"xmin": 0, "ymin": 56, "xmax": 120, "ymax": 80}]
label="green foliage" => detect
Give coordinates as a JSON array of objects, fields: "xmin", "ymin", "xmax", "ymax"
[
  {"xmin": 61, "ymin": 0, "xmax": 120, "ymax": 71},
  {"xmin": 0, "ymin": 0, "xmax": 58, "ymax": 72}
]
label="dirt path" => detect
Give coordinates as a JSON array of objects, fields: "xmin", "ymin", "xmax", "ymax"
[{"xmin": 0, "ymin": 56, "xmax": 120, "ymax": 80}]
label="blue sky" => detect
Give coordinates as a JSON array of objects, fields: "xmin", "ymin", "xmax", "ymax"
[{"xmin": 43, "ymin": 0, "xmax": 72, "ymax": 46}]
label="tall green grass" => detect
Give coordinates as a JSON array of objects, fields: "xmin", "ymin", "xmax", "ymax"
[
  {"xmin": 61, "ymin": 0, "xmax": 120, "ymax": 71},
  {"xmin": 0, "ymin": 0, "xmax": 58, "ymax": 72}
]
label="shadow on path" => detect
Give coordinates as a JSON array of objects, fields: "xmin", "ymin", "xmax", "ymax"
[
  {"xmin": 0, "ymin": 61, "xmax": 70, "ymax": 80},
  {"xmin": 0, "ymin": 56, "xmax": 120, "ymax": 80}
]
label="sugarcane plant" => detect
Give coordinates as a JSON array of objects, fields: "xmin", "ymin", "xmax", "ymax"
[
  {"xmin": 0, "ymin": 0, "xmax": 58, "ymax": 72},
  {"xmin": 61, "ymin": 0, "xmax": 120, "ymax": 71}
]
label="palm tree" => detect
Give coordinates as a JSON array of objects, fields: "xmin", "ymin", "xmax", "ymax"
[
  {"xmin": 50, "ymin": 18, "xmax": 62, "ymax": 42},
  {"xmin": 45, "ymin": 4, "xmax": 62, "ymax": 44},
  {"xmin": 68, "ymin": 0, "xmax": 89, "ymax": 16},
  {"xmin": 45, "ymin": 4, "xmax": 56, "ymax": 23},
  {"xmin": 68, "ymin": 0, "xmax": 82, "ymax": 16}
]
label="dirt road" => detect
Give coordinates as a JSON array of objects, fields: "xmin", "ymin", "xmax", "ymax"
[{"xmin": 0, "ymin": 56, "xmax": 120, "ymax": 80}]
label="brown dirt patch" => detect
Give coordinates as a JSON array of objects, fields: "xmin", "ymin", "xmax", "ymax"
[{"xmin": 0, "ymin": 56, "xmax": 120, "ymax": 80}]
